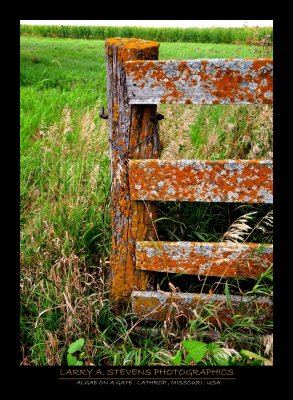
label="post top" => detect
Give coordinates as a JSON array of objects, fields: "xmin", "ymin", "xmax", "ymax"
[{"xmin": 106, "ymin": 37, "xmax": 160, "ymax": 50}]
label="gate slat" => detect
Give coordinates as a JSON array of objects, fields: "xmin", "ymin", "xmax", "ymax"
[
  {"xmin": 136, "ymin": 241, "xmax": 273, "ymax": 278},
  {"xmin": 131, "ymin": 291, "xmax": 272, "ymax": 323},
  {"xmin": 129, "ymin": 159, "xmax": 273, "ymax": 203},
  {"xmin": 125, "ymin": 59, "xmax": 273, "ymax": 104}
]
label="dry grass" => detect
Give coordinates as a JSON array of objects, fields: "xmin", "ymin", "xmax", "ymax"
[
  {"xmin": 222, "ymin": 211, "xmax": 257, "ymax": 243},
  {"xmin": 20, "ymin": 247, "xmax": 107, "ymax": 365},
  {"xmin": 21, "ymin": 102, "xmax": 273, "ymax": 365},
  {"xmin": 158, "ymin": 104, "xmax": 273, "ymax": 160},
  {"xmin": 262, "ymin": 333, "xmax": 273, "ymax": 363},
  {"xmin": 20, "ymin": 105, "xmax": 111, "ymax": 365},
  {"xmin": 158, "ymin": 105, "xmax": 198, "ymax": 160}
]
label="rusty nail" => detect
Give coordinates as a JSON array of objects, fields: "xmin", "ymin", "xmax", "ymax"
[{"xmin": 99, "ymin": 106, "xmax": 108, "ymax": 119}]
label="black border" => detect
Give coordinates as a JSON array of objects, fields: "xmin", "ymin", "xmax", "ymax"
[{"xmin": 17, "ymin": 14, "xmax": 290, "ymax": 393}]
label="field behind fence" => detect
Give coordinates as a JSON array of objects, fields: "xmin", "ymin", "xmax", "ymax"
[{"xmin": 20, "ymin": 24, "xmax": 273, "ymax": 45}]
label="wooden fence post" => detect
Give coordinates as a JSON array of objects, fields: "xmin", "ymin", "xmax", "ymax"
[{"xmin": 105, "ymin": 38, "xmax": 160, "ymax": 307}]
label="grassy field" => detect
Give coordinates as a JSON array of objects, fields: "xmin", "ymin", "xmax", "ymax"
[
  {"xmin": 20, "ymin": 24, "xmax": 273, "ymax": 44},
  {"xmin": 20, "ymin": 36, "xmax": 273, "ymax": 366}
]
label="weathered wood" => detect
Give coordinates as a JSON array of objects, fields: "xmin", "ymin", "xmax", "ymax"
[
  {"xmin": 136, "ymin": 241, "xmax": 273, "ymax": 278},
  {"xmin": 129, "ymin": 159, "xmax": 273, "ymax": 203},
  {"xmin": 131, "ymin": 291, "xmax": 273, "ymax": 324},
  {"xmin": 106, "ymin": 38, "xmax": 160, "ymax": 306},
  {"xmin": 105, "ymin": 39, "xmax": 274, "ymax": 319},
  {"xmin": 125, "ymin": 59, "xmax": 273, "ymax": 104}
]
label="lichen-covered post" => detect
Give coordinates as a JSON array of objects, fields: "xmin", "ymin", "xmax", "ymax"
[{"xmin": 105, "ymin": 38, "xmax": 160, "ymax": 308}]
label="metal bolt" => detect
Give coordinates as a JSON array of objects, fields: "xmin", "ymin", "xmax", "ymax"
[
  {"xmin": 99, "ymin": 106, "xmax": 108, "ymax": 119},
  {"xmin": 151, "ymin": 113, "xmax": 164, "ymax": 122}
]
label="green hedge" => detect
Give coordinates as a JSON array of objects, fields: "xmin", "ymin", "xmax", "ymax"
[{"xmin": 20, "ymin": 25, "xmax": 273, "ymax": 44}]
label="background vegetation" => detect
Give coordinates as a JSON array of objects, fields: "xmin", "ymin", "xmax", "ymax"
[
  {"xmin": 20, "ymin": 24, "xmax": 273, "ymax": 45},
  {"xmin": 20, "ymin": 31, "xmax": 273, "ymax": 366}
]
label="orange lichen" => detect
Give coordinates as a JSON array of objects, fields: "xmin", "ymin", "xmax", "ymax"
[
  {"xmin": 113, "ymin": 103, "xmax": 119, "ymax": 122},
  {"xmin": 129, "ymin": 160, "xmax": 273, "ymax": 203},
  {"xmin": 125, "ymin": 58, "xmax": 273, "ymax": 104},
  {"xmin": 131, "ymin": 291, "xmax": 272, "ymax": 324},
  {"xmin": 106, "ymin": 37, "xmax": 160, "ymax": 63},
  {"xmin": 136, "ymin": 242, "xmax": 273, "ymax": 278},
  {"xmin": 106, "ymin": 38, "xmax": 160, "ymax": 306},
  {"xmin": 106, "ymin": 39, "xmax": 273, "ymax": 313}
]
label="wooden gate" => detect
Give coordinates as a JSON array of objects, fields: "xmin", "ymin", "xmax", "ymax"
[{"xmin": 105, "ymin": 38, "xmax": 273, "ymax": 322}]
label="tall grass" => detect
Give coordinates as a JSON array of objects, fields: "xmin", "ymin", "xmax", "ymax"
[
  {"xmin": 159, "ymin": 104, "xmax": 273, "ymax": 161},
  {"xmin": 20, "ymin": 24, "xmax": 273, "ymax": 45},
  {"xmin": 20, "ymin": 36, "xmax": 273, "ymax": 366}
]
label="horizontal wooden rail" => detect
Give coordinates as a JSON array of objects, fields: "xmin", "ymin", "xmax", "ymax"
[
  {"xmin": 129, "ymin": 159, "xmax": 273, "ymax": 203},
  {"xmin": 131, "ymin": 291, "xmax": 273, "ymax": 324},
  {"xmin": 136, "ymin": 241, "xmax": 273, "ymax": 278},
  {"xmin": 125, "ymin": 59, "xmax": 273, "ymax": 104}
]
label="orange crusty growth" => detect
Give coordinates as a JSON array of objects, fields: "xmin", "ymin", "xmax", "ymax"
[
  {"xmin": 129, "ymin": 159, "xmax": 273, "ymax": 203},
  {"xmin": 106, "ymin": 38, "xmax": 273, "ymax": 316},
  {"xmin": 131, "ymin": 291, "xmax": 273, "ymax": 324},
  {"xmin": 135, "ymin": 241, "xmax": 273, "ymax": 279},
  {"xmin": 125, "ymin": 58, "xmax": 273, "ymax": 104},
  {"xmin": 106, "ymin": 38, "xmax": 160, "ymax": 305},
  {"xmin": 106, "ymin": 38, "xmax": 159, "ymax": 63}
]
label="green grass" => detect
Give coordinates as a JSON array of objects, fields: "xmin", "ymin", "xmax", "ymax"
[
  {"xmin": 20, "ymin": 24, "xmax": 273, "ymax": 45},
  {"xmin": 20, "ymin": 36, "xmax": 273, "ymax": 366},
  {"xmin": 20, "ymin": 37, "xmax": 107, "ymax": 149}
]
